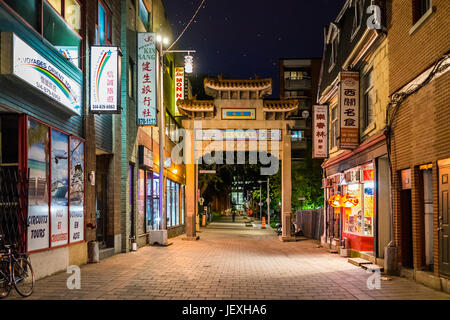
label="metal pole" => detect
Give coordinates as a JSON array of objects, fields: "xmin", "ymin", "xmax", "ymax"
[
  {"xmin": 158, "ymin": 41, "xmax": 165, "ymax": 230},
  {"xmin": 267, "ymin": 177, "xmax": 270, "ymax": 226},
  {"xmin": 259, "ymin": 183, "xmax": 262, "ymax": 221}
]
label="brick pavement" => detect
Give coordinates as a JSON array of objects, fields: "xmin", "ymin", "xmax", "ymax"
[{"xmin": 5, "ymin": 217, "xmax": 450, "ymax": 300}]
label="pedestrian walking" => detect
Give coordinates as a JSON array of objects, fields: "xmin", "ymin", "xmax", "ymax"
[{"xmin": 231, "ymin": 205, "xmax": 236, "ymax": 222}]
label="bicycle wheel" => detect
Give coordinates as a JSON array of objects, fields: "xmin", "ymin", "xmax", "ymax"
[
  {"xmin": 12, "ymin": 257, "xmax": 35, "ymax": 297},
  {"xmin": 0, "ymin": 259, "xmax": 11, "ymax": 298}
]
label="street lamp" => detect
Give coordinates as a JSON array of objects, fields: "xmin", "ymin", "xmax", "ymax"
[{"xmin": 155, "ymin": 33, "xmax": 196, "ymax": 233}]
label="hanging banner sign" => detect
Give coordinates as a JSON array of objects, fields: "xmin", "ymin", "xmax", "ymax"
[
  {"xmin": 339, "ymin": 71, "xmax": 359, "ymax": 149},
  {"xmin": 174, "ymin": 67, "xmax": 185, "ymax": 115},
  {"xmin": 137, "ymin": 33, "xmax": 157, "ymax": 126},
  {"xmin": 90, "ymin": 46, "xmax": 120, "ymax": 113},
  {"xmin": 7, "ymin": 33, "xmax": 82, "ymax": 115},
  {"xmin": 313, "ymin": 105, "xmax": 328, "ymax": 158}
]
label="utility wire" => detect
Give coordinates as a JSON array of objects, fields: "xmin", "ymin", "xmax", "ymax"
[{"xmin": 166, "ymin": 0, "xmax": 207, "ymax": 52}]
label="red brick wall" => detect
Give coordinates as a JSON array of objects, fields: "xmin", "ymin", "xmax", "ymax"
[
  {"xmin": 390, "ymin": 72, "xmax": 450, "ymax": 275},
  {"xmin": 388, "ymin": 0, "xmax": 450, "ymax": 94},
  {"xmin": 388, "ymin": 0, "xmax": 450, "ymax": 276}
]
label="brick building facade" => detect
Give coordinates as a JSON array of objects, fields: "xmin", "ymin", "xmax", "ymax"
[
  {"xmin": 318, "ymin": 0, "xmax": 391, "ymax": 262},
  {"xmin": 387, "ymin": 0, "xmax": 450, "ymax": 291}
]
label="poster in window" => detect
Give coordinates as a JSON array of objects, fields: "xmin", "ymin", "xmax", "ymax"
[
  {"xmin": 70, "ymin": 137, "xmax": 84, "ymax": 243},
  {"xmin": 90, "ymin": 46, "xmax": 120, "ymax": 113},
  {"xmin": 27, "ymin": 119, "xmax": 50, "ymax": 251},
  {"xmin": 50, "ymin": 129, "xmax": 69, "ymax": 247}
]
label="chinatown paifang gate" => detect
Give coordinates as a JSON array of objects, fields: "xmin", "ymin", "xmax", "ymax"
[{"xmin": 176, "ymin": 77, "xmax": 299, "ymax": 240}]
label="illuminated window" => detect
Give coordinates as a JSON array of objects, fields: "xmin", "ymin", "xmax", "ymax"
[
  {"xmin": 291, "ymin": 130, "xmax": 305, "ymax": 142},
  {"xmin": 138, "ymin": 0, "xmax": 150, "ymax": 30},
  {"xmin": 97, "ymin": 1, "xmax": 112, "ymax": 45}
]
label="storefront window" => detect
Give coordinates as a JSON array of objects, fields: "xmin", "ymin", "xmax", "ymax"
[
  {"xmin": 146, "ymin": 170, "xmax": 152, "ymax": 232},
  {"xmin": 362, "ymin": 179, "xmax": 374, "ymax": 236},
  {"xmin": 50, "ymin": 129, "xmax": 69, "ymax": 247},
  {"xmin": 166, "ymin": 179, "xmax": 171, "ymax": 227},
  {"xmin": 175, "ymin": 183, "xmax": 180, "ymax": 225},
  {"xmin": 343, "ymin": 183, "xmax": 362, "ymax": 234},
  {"xmin": 153, "ymin": 172, "xmax": 160, "ymax": 229},
  {"xmin": 27, "ymin": 119, "xmax": 50, "ymax": 251},
  {"xmin": 343, "ymin": 165, "xmax": 374, "ymax": 238},
  {"xmin": 181, "ymin": 185, "xmax": 185, "ymax": 225},
  {"xmin": 69, "ymin": 137, "xmax": 84, "ymax": 243},
  {"xmin": 137, "ymin": 169, "xmax": 145, "ymax": 235}
]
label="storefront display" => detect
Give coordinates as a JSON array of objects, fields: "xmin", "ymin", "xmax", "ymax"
[
  {"xmin": 27, "ymin": 118, "xmax": 50, "ymax": 251},
  {"xmin": 69, "ymin": 137, "xmax": 84, "ymax": 243},
  {"xmin": 50, "ymin": 129, "xmax": 69, "ymax": 247},
  {"xmin": 26, "ymin": 117, "xmax": 85, "ymax": 252},
  {"xmin": 342, "ymin": 163, "xmax": 375, "ymax": 252}
]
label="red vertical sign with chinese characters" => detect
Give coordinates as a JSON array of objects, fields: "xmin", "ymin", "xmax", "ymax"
[
  {"xmin": 339, "ymin": 71, "xmax": 359, "ymax": 149},
  {"xmin": 137, "ymin": 33, "xmax": 157, "ymax": 126},
  {"xmin": 313, "ymin": 105, "xmax": 328, "ymax": 158},
  {"xmin": 174, "ymin": 67, "xmax": 184, "ymax": 115}
]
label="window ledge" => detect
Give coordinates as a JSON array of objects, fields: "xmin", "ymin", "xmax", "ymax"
[
  {"xmin": 409, "ymin": 6, "xmax": 435, "ymax": 36},
  {"xmin": 362, "ymin": 122, "xmax": 376, "ymax": 136}
]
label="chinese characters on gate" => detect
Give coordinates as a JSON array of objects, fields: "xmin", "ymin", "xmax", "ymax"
[
  {"xmin": 90, "ymin": 46, "xmax": 119, "ymax": 113},
  {"xmin": 339, "ymin": 72, "xmax": 359, "ymax": 149},
  {"xmin": 313, "ymin": 105, "xmax": 328, "ymax": 158},
  {"xmin": 137, "ymin": 33, "xmax": 157, "ymax": 126}
]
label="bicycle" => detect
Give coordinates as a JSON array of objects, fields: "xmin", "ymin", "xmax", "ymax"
[{"xmin": 0, "ymin": 235, "xmax": 35, "ymax": 298}]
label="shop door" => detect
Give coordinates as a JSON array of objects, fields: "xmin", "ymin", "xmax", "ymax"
[
  {"xmin": 400, "ymin": 189, "xmax": 413, "ymax": 268},
  {"xmin": 0, "ymin": 114, "xmax": 26, "ymax": 250},
  {"xmin": 439, "ymin": 166, "xmax": 450, "ymax": 277},
  {"xmin": 95, "ymin": 157, "xmax": 108, "ymax": 248}
]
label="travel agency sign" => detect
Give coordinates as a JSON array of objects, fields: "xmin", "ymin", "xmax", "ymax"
[
  {"xmin": 4, "ymin": 33, "xmax": 82, "ymax": 115},
  {"xmin": 90, "ymin": 46, "xmax": 120, "ymax": 113},
  {"xmin": 137, "ymin": 33, "xmax": 157, "ymax": 126}
]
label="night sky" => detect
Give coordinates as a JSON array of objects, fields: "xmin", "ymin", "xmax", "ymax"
[{"xmin": 162, "ymin": 0, "xmax": 347, "ymax": 98}]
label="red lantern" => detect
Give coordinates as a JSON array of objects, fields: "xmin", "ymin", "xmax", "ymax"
[
  {"xmin": 342, "ymin": 194, "xmax": 359, "ymax": 208},
  {"xmin": 328, "ymin": 194, "xmax": 342, "ymax": 208}
]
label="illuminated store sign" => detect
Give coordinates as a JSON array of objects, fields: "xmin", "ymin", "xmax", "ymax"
[
  {"xmin": 7, "ymin": 33, "xmax": 82, "ymax": 115},
  {"xmin": 90, "ymin": 46, "xmax": 120, "ymax": 113},
  {"xmin": 339, "ymin": 71, "xmax": 360, "ymax": 149},
  {"xmin": 313, "ymin": 105, "xmax": 328, "ymax": 158},
  {"xmin": 174, "ymin": 67, "xmax": 185, "ymax": 115},
  {"xmin": 137, "ymin": 33, "xmax": 157, "ymax": 125}
]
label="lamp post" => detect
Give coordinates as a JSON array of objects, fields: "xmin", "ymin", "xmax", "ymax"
[
  {"xmin": 156, "ymin": 34, "xmax": 195, "ymax": 232},
  {"xmin": 258, "ymin": 178, "xmax": 271, "ymax": 225}
]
